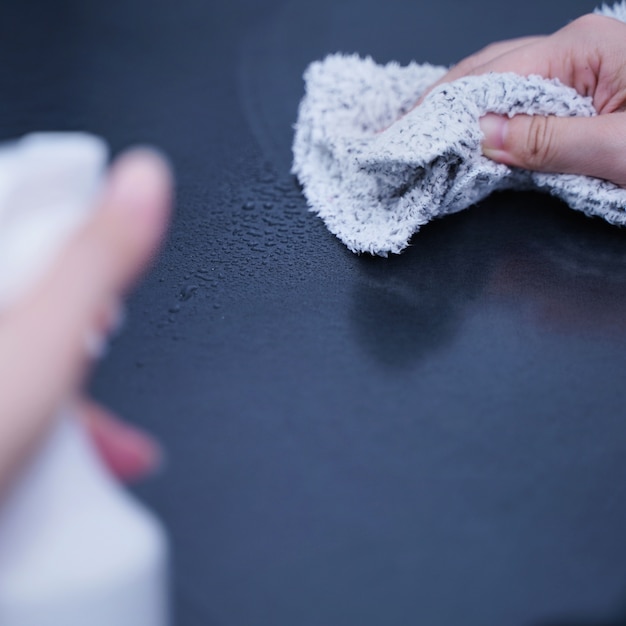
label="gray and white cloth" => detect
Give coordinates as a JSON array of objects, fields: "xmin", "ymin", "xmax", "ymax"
[{"xmin": 292, "ymin": 2, "xmax": 626, "ymax": 255}]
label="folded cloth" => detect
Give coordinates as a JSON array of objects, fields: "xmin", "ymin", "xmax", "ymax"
[{"xmin": 292, "ymin": 1, "xmax": 626, "ymax": 255}]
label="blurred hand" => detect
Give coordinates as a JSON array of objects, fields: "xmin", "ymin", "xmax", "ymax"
[
  {"xmin": 0, "ymin": 149, "xmax": 172, "ymax": 494},
  {"xmin": 419, "ymin": 14, "xmax": 626, "ymax": 187}
]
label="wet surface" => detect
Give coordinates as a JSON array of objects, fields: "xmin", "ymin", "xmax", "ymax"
[{"xmin": 3, "ymin": 0, "xmax": 626, "ymax": 624}]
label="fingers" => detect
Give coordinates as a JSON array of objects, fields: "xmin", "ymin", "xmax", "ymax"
[
  {"xmin": 416, "ymin": 36, "xmax": 545, "ymax": 106},
  {"xmin": 458, "ymin": 37, "xmax": 544, "ymax": 71},
  {"xmin": 78, "ymin": 398, "xmax": 163, "ymax": 483},
  {"xmin": 0, "ymin": 149, "xmax": 172, "ymax": 488},
  {"xmin": 90, "ymin": 149, "xmax": 173, "ymax": 298},
  {"xmin": 419, "ymin": 13, "xmax": 626, "ymax": 186},
  {"xmin": 419, "ymin": 15, "xmax": 626, "ymax": 112},
  {"xmin": 480, "ymin": 111, "xmax": 626, "ymax": 187}
]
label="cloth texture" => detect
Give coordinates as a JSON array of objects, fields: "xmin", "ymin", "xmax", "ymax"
[{"xmin": 292, "ymin": 2, "xmax": 626, "ymax": 255}]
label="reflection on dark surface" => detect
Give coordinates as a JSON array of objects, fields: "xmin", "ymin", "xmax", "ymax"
[
  {"xmin": 493, "ymin": 213, "xmax": 626, "ymax": 337},
  {"xmin": 352, "ymin": 190, "xmax": 626, "ymax": 367},
  {"xmin": 351, "ymin": 206, "xmax": 492, "ymax": 367}
]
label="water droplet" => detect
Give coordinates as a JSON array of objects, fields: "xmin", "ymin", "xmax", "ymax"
[{"xmin": 179, "ymin": 284, "xmax": 198, "ymax": 301}]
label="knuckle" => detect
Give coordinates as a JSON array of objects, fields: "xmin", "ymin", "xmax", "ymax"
[
  {"xmin": 563, "ymin": 13, "xmax": 606, "ymax": 37},
  {"xmin": 462, "ymin": 45, "xmax": 496, "ymax": 70},
  {"xmin": 451, "ymin": 54, "xmax": 479, "ymax": 75},
  {"xmin": 480, "ymin": 40, "xmax": 507, "ymax": 56},
  {"xmin": 570, "ymin": 13, "xmax": 603, "ymax": 29},
  {"xmin": 519, "ymin": 115, "xmax": 556, "ymax": 169}
]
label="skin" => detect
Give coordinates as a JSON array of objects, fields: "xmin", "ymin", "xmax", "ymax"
[
  {"xmin": 0, "ymin": 149, "xmax": 172, "ymax": 496},
  {"xmin": 418, "ymin": 14, "xmax": 626, "ymax": 188}
]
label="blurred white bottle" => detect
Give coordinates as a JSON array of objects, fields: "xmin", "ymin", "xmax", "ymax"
[{"xmin": 0, "ymin": 133, "xmax": 169, "ymax": 626}]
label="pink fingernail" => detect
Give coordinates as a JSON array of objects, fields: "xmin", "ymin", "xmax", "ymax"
[
  {"xmin": 480, "ymin": 114, "xmax": 507, "ymax": 152},
  {"xmin": 104, "ymin": 418, "xmax": 165, "ymax": 482},
  {"xmin": 107, "ymin": 149, "xmax": 172, "ymax": 219}
]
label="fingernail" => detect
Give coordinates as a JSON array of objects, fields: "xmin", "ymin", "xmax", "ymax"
[
  {"xmin": 106, "ymin": 417, "xmax": 166, "ymax": 482},
  {"xmin": 106, "ymin": 149, "xmax": 172, "ymax": 217},
  {"xmin": 117, "ymin": 427, "xmax": 165, "ymax": 482},
  {"xmin": 480, "ymin": 114, "xmax": 508, "ymax": 152}
]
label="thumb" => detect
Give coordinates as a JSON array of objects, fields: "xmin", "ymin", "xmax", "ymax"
[
  {"xmin": 0, "ymin": 149, "xmax": 172, "ymax": 488},
  {"xmin": 480, "ymin": 112, "xmax": 626, "ymax": 188}
]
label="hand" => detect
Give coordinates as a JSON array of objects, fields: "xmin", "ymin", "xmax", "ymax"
[
  {"xmin": 0, "ymin": 149, "xmax": 172, "ymax": 495},
  {"xmin": 420, "ymin": 14, "xmax": 626, "ymax": 187}
]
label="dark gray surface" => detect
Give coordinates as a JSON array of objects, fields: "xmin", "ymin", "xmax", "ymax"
[{"xmin": 4, "ymin": 0, "xmax": 626, "ymax": 624}]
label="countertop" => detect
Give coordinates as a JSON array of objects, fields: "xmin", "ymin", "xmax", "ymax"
[{"xmin": 3, "ymin": 0, "xmax": 626, "ymax": 624}]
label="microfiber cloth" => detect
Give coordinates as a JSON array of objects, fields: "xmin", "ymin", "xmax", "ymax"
[{"xmin": 292, "ymin": 2, "xmax": 626, "ymax": 255}]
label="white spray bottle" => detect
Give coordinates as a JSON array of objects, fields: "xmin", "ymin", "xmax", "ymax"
[{"xmin": 0, "ymin": 133, "xmax": 170, "ymax": 626}]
